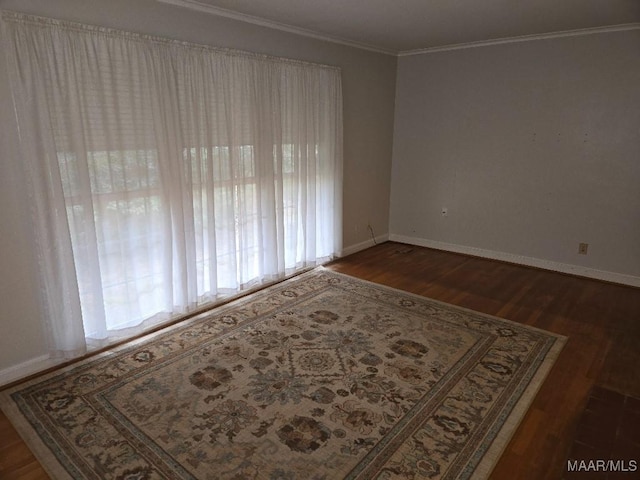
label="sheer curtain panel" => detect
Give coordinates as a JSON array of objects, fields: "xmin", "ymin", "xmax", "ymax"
[{"xmin": 1, "ymin": 11, "xmax": 343, "ymax": 356}]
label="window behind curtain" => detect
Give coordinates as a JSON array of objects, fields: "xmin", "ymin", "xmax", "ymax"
[{"xmin": 1, "ymin": 11, "xmax": 342, "ymax": 354}]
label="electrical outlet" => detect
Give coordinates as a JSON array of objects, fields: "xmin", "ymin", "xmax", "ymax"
[
  {"xmin": 578, "ymin": 243, "xmax": 588, "ymax": 255},
  {"xmin": 441, "ymin": 207, "xmax": 448, "ymax": 217}
]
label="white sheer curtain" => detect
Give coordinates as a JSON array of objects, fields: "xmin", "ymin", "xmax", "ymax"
[{"xmin": 1, "ymin": 11, "xmax": 342, "ymax": 356}]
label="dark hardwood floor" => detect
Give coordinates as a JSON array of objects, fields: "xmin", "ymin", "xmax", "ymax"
[{"xmin": 1, "ymin": 241, "xmax": 639, "ymax": 479}]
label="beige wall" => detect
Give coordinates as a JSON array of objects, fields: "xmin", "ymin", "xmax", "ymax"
[
  {"xmin": 0, "ymin": 0, "xmax": 397, "ymax": 380},
  {"xmin": 390, "ymin": 30, "xmax": 640, "ymax": 282},
  {"xmin": 0, "ymin": 45, "xmax": 48, "ymax": 373}
]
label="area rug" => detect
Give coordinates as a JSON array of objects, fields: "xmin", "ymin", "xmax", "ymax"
[{"xmin": 0, "ymin": 268, "xmax": 565, "ymax": 479}]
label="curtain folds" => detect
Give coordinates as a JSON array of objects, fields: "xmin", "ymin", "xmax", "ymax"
[{"xmin": 0, "ymin": 11, "xmax": 343, "ymax": 356}]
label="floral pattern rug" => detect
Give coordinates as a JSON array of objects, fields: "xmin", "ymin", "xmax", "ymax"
[{"xmin": 0, "ymin": 268, "xmax": 565, "ymax": 479}]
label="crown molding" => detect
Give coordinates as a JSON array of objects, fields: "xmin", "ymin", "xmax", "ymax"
[
  {"xmin": 155, "ymin": 0, "xmax": 396, "ymax": 56},
  {"xmin": 155, "ymin": 1, "xmax": 640, "ymax": 57},
  {"xmin": 399, "ymin": 23, "xmax": 640, "ymax": 56}
]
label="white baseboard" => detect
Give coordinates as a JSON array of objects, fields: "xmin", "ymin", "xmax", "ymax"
[
  {"xmin": 389, "ymin": 234, "xmax": 640, "ymax": 288},
  {"xmin": 0, "ymin": 355, "xmax": 63, "ymax": 387},
  {"xmin": 1, "ymin": 235, "xmax": 633, "ymax": 388},
  {"xmin": 340, "ymin": 233, "xmax": 390, "ymax": 257}
]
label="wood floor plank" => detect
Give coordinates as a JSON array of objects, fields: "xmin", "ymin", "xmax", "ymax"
[
  {"xmin": 0, "ymin": 411, "xmax": 48, "ymax": 479},
  {"xmin": 1, "ymin": 241, "xmax": 638, "ymax": 479}
]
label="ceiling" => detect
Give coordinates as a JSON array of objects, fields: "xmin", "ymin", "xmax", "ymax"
[{"xmin": 159, "ymin": 0, "xmax": 640, "ymax": 55}]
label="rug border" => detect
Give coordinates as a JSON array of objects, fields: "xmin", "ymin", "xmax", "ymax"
[
  {"xmin": 0, "ymin": 266, "xmax": 567, "ymax": 480},
  {"xmin": 471, "ymin": 333, "xmax": 565, "ymax": 479}
]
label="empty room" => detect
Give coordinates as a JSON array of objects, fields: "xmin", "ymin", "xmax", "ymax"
[{"xmin": 0, "ymin": 0, "xmax": 638, "ymax": 478}]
